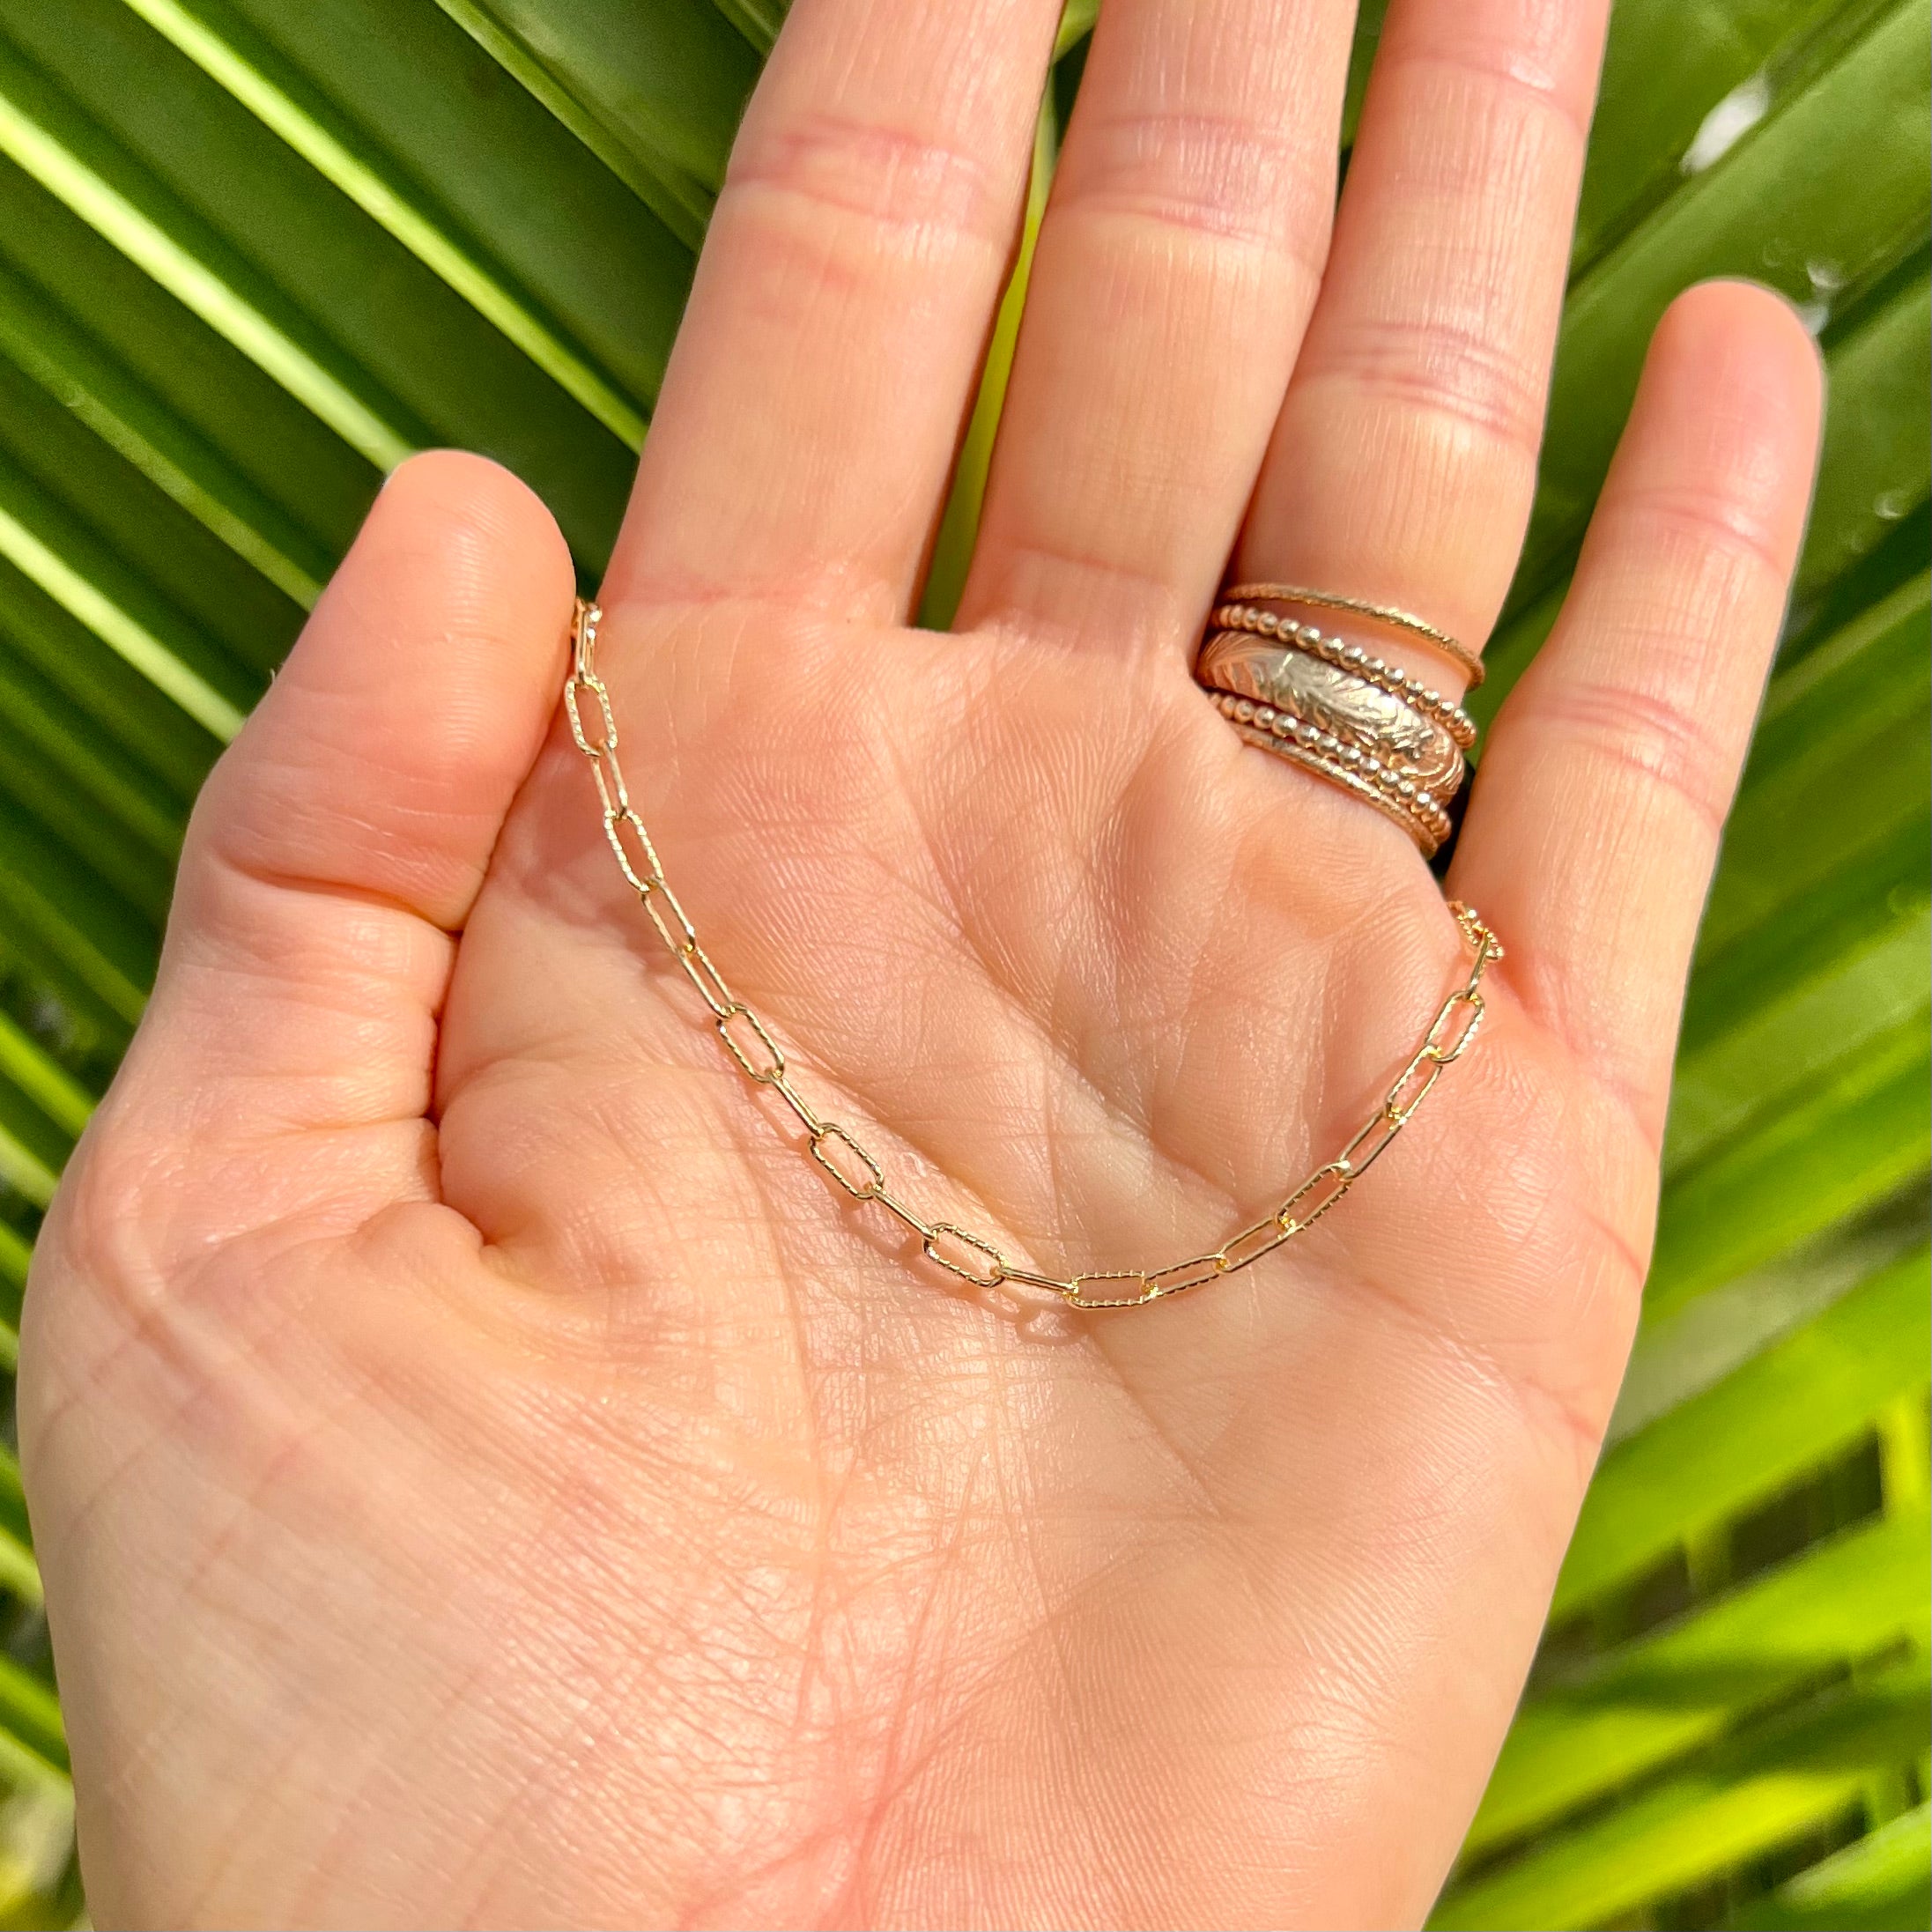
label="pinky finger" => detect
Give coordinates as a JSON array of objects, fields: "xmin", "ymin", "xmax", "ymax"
[{"xmin": 1449, "ymin": 281, "xmax": 1823, "ymax": 1143}]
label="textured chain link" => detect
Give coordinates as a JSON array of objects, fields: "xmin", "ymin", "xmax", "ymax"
[{"xmin": 566, "ymin": 600, "xmax": 1502, "ymax": 1310}]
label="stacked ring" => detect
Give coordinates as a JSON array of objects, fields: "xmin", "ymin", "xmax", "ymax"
[
  {"xmin": 1210, "ymin": 603, "xmax": 1477, "ymax": 744},
  {"xmin": 1208, "ymin": 690, "xmax": 1455, "ymax": 849},
  {"xmin": 1221, "ymin": 581, "xmax": 1485, "ymax": 687},
  {"xmin": 1195, "ymin": 595, "xmax": 1478, "ymax": 856}
]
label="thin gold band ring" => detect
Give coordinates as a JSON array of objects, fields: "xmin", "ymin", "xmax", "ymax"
[{"xmin": 1222, "ymin": 582, "xmax": 1485, "ymax": 687}]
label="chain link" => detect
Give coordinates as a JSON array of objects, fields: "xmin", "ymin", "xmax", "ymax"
[{"xmin": 566, "ymin": 600, "xmax": 1502, "ymax": 1311}]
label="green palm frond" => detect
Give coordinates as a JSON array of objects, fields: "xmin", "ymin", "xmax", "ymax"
[{"xmin": 0, "ymin": 0, "xmax": 1924, "ymax": 1922}]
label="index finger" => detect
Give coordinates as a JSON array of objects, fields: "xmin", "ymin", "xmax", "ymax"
[{"xmin": 600, "ymin": 0, "xmax": 1062, "ymax": 626}]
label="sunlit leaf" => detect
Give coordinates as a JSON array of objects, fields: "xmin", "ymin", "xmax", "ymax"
[
  {"xmin": 1434, "ymin": 1655, "xmax": 1932, "ymax": 1930},
  {"xmin": 1558, "ymin": 1247, "xmax": 1929, "ymax": 1614}
]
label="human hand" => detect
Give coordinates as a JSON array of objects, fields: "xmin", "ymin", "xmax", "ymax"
[{"xmin": 21, "ymin": 0, "xmax": 1821, "ymax": 1922}]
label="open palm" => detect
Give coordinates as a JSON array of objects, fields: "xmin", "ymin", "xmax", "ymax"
[{"xmin": 20, "ymin": 0, "xmax": 1820, "ymax": 1923}]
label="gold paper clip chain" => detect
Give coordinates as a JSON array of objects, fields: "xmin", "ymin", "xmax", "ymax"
[{"xmin": 566, "ymin": 601, "xmax": 1502, "ymax": 1310}]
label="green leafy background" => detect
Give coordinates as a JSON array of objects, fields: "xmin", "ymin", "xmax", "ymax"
[{"xmin": 0, "ymin": 0, "xmax": 1923, "ymax": 1923}]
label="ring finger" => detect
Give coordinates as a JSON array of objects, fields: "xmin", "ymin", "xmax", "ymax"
[{"xmin": 1233, "ymin": 0, "xmax": 1612, "ymax": 687}]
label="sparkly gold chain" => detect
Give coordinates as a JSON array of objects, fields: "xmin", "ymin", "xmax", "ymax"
[{"xmin": 566, "ymin": 600, "xmax": 1501, "ymax": 1310}]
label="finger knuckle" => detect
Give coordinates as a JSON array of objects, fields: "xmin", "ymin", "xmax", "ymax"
[
  {"xmin": 1053, "ymin": 108, "xmax": 1332, "ymax": 268},
  {"xmin": 726, "ymin": 111, "xmax": 1008, "ymax": 253}
]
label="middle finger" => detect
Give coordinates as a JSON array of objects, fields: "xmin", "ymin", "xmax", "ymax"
[{"xmin": 954, "ymin": 0, "xmax": 1358, "ymax": 653}]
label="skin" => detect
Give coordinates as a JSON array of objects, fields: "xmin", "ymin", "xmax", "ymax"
[{"xmin": 19, "ymin": 0, "xmax": 1824, "ymax": 1922}]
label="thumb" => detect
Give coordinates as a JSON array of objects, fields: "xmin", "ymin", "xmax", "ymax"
[{"xmin": 52, "ymin": 450, "xmax": 574, "ymax": 1262}]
